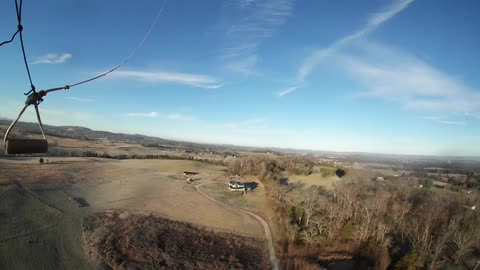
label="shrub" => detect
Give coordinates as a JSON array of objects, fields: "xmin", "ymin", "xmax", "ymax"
[
  {"xmin": 418, "ymin": 178, "xmax": 433, "ymax": 188},
  {"xmin": 394, "ymin": 248, "xmax": 424, "ymax": 270},
  {"xmin": 335, "ymin": 168, "xmax": 346, "ymax": 178}
]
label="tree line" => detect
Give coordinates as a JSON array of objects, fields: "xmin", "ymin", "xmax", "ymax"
[
  {"xmin": 268, "ymin": 177, "xmax": 479, "ymax": 269},
  {"xmin": 227, "ymin": 155, "xmax": 314, "ymax": 180},
  {"xmin": 226, "ymin": 156, "xmax": 480, "ymax": 269}
]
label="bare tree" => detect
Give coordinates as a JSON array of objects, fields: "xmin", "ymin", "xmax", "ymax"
[
  {"xmin": 299, "ymin": 186, "xmax": 321, "ymax": 229},
  {"xmin": 428, "ymin": 217, "xmax": 455, "ymax": 270},
  {"xmin": 451, "ymin": 212, "xmax": 480, "ymax": 264}
]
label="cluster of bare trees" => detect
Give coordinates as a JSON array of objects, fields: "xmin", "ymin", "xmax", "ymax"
[
  {"xmin": 227, "ymin": 155, "xmax": 313, "ymax": 180},
  {"xmin": 44, "ymin": 150, "xmax": 225, "ymax": 165},
  {"xmin": 266, "ymin": 177, "xmax": 480, "ymax": 269}
]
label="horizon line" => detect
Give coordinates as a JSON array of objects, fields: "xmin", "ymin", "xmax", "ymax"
[{"xmin": 1, "ymin": 118, "xmax": 478, "ymax": 159}]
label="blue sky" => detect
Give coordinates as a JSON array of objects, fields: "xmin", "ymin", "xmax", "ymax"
[{"xmin": 1, "ymin": 0, "xmax": 479, "ymax": 156}]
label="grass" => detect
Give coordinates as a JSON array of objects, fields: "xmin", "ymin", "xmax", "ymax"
[
  {"xmin": 0, "ymin": 183, "xmax": 96, "ymax": 270},
  {"xmin": 289, "ymin": 173, "xmax": 339, "ymax": 190},
  {"xmin": 201, "ymin": 182, "xmax": 256, "ymax": 209},
  {"xmin": 0, "ymin": 158, "xmax": 265, "ymax": 269}
]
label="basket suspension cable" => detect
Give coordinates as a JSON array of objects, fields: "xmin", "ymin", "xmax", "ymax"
[
  {"xmin": 1, "ymin": 0, "xmax": 37, "ymax": 94},
  {"xmin": 2, "ymin": 0, "xmax": 168, "ymax": 96},
  {"xmin": 3, "ymin": 86, "xmax": 51, "ymax": 154},
  {"xmin": 33, "ymin": 104, "xmax": 47, "ymax": 139},
  {"xmin": 0, "ymin": 28, "xmax": 20, "ymax": 47},
  {"xmin": 0, "ymin": 0, "xmax": 22, "ymax": 46},
  {"xmin": 43, "ymin": 0, "xmax": 168, "ymax": 93},
  {"xmin": 4, "ymin": 90, "xmax": 47, "ymax": 144},
  {"xmin": 1, "ymin": 0, "xmax": 37, "ymax": 93},
  {"xmin": 1, "ymin": 0, "xmax": 45, "ymax": 154},
  {"xmin": 16, "ymin": 0, "xmax": 36, "ymax": 94},
  {"xmin": 2, "ymin": 0, "xmax": 168, "ymax": 154},
  {"xmin": 0, "ymin": 0, "xmax": 167, "ymax": 154}
]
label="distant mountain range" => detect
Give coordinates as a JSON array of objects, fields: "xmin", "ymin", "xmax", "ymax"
[
  {"xmin": 0, "ymin": 120, "xmax": 268, "ymax": 154},
  {"xmin": 1, "ymin": 120, "xmax": 479, "ymax": 161},
  {"xmin": 0, "ymin": 119, "xmax": 193, "ymax": 147}
]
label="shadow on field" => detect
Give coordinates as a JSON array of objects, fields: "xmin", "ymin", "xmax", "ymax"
[{"xmin": 71, "ymin": 197, "xmax": 89, "ymax": 207}]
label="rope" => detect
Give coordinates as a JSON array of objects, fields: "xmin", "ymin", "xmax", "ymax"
[
  {"xmin": 0, "ymin": 0, "xmax": 21, "ymax": 46},
  {"xmin": 2, "ymin": 0, "xmax": 167, "ymax": 154},
  {"xmin": 12, "ymin": 0, "xmax": 36, "ymax": 94},
  {"xmin": 2, "ymin": 0, "xmax": 167, "ymax": 95},
  {"xmin": 1, "ymin": 0, "xmax": 36, "ymax": 92},
  {"xmin": 16, "ymin": 0, "xmax": 37, "ymax": 94},
  {"xmin": 47, "ymin": 0, "xmax": 168, "ymax": 91},
  {"xmin": 0, "ymin": 29, "xmax": 20, "ymax": 47},
  {"xmin": 19, "ymin": 31, "xmax": 35, "ymax": 93}
]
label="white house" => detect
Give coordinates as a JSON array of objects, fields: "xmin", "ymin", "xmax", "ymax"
[{"xmin": 228, "ymin": 181, "xmax": 246, "ymax": 192}]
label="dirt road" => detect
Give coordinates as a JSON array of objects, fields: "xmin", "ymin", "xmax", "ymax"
[{"xmin": 196, "ymin": 182, "xmax": 278, "ymax": 270}]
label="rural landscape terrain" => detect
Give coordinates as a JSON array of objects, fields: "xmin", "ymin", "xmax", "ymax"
[
  {"xmin": 1, "ymin": 120, "xmax": 479, "ymax": 270},
  {"xmin": 1, "ymin": 0, "xmax": 479, "ymax": 269}
]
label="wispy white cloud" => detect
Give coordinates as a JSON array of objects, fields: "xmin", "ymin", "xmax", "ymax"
[
  {"xmin": 65, "ymin": 97, "xmax": 94, "ymax": 103},
  {"xmin": 127, "ymin": 112, "xmax": 193, "ymax": 120},
  {"xmin": 167, "ymin": 113, "xmax": 193, "ymax": 121},
  {"xmin": 220, "ymin": 0, "xmax": 294, "ymax": 74},
  {"xmin": 276, "ymin": 86, "xmax": 299, "ymax": 97},
  {"xmin": 224, "ymin": 55, "xmax": 259, "ymax": 75},
  {"xmin": 332, "ymin": 42, "xmax": 480, "ymax": 115},
  {"xmin": 298, "ymin": 0, "xmax": 413, "ymax": 81},
  {"xmin": 127, "ymin": 112, "xmax": 159, "ymax": 118},
  {"xmin": 31, "ymin": 53, "xmax": 72, "ymax": 64},
  {"xmin": 423, "ymin": 116, "xmax": 466, "ymax": 126},
  {"xmin": 436, "ymin": 120, "xmax": 466, "ymax": 126},
  {"xmin": 111, "ymin": 70, "xmax": 223, "ymax": 89}
]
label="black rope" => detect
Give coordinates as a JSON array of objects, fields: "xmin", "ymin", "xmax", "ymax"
[
  {"xmin": 12, "ymin": 0, "xmax": 36, "ymax": 94},
  {"xmin": 0, "ymin": 29, "xmax": 20, "ymax": 47},
  {"xmin": 19, "ymin": 31, "xmax": 35, "ymax": 94},
  {"xmin": 0, "ymin": 0, "xmax": 23, "ymax": 47},
  {"xmin": 2, "ymin": 0, "xmax": 167, "ymax": 95},
  {"xmin": 43, "ymin": 0, "xmax": 168, "ymax": 92},
  {"xmin": 15, "ymin": 0, "xmax": 22, "ymax": 21}
]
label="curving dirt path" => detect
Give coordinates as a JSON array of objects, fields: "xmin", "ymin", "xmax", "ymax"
[{"xmin": 196, "ymin": 181, "xmax": 278, "ymax": 270}]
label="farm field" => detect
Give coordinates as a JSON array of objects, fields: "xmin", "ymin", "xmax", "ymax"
[
  {"xmin": 288, "ymin": 166, "xmax": 381, "ymax": 189},
  {"xmin": 0, "ymin": 157, "xmax": 268, "ymax": 269},
  {"xmin": 288, "ymin": 172, "xmax": 339, "ymax": 189}
]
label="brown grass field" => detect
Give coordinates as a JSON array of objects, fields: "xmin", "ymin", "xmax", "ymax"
[
  {"xmin": 83, "ymin": 211, "xmax": 269, "ymax": 270},
  {"xmin": 0, "ymin": 157, "xmax": 269, "ymax": 269}
]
